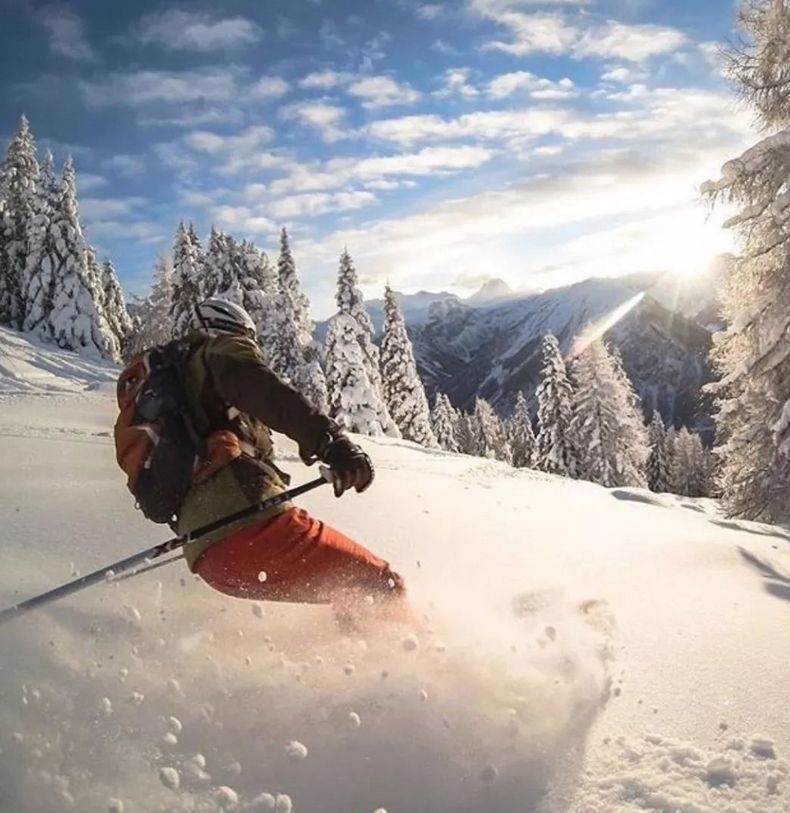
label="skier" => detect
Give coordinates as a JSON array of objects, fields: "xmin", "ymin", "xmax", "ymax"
[{"xmin": 153, "ymin": 299, "xmax": 405, "ymax": 616}]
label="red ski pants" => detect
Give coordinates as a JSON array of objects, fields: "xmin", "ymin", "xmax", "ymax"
[{"xmin": 195, "ymin": 507, "xmax": 405, "ymax": 606}]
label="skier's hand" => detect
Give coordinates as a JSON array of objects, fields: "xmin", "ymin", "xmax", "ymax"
[{"xmin": 321, "ymin": 436, "xmax": 374, "ymax": 497}]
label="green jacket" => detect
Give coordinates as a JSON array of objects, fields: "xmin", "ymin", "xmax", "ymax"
[{"xmin": 178, "ymin": 332, "xmax": 335, "ymax": 569}]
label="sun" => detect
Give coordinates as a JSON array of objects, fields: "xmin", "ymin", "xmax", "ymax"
[{"xmin": 658, "ymin": 212, "xmax": 734, "ymax": 281}]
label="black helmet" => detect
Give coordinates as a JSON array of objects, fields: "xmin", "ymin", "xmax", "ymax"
[{"xmin": 194, "ymin": 298, "xmax": 257, "ymax": 339}]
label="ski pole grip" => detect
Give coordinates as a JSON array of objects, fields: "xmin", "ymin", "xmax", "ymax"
[{"xmin": 318, "ymin": 464, "xmax": 334, "ymax": 483}]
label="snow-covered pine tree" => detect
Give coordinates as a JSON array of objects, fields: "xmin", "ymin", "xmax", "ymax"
[
  {"xmin": 455, "ymin": 410, "xmax": 478, "ymax": 455},
  {"xmin": 334, "ymin": 249, "xmax": 397, "ymax": 434},
  {"xmin": 336, "ymin": 250, "xmax": 384, "ymax": 389},
  {"xmin": 47, "ymin": 158, "xmax": 118, "ymax": 359},
  {"xmin": 100, "ymin": 259, "xmax": 132, "ymax": 349},
  {"xmin": 278, "ymin": 227, "xmax": 312, "ymax": 346},
  {"xmin": 22, "ymin": 150, "xmax": 59, "ymax": 340},
  {"xmin": 569, "ymin": 340, "xmax": 648, "ymax": 488},
  {"xmin": 170, "ymin": 221, "xmax": 204, "ymax": 338},
  {"xmin": 204, "ymin": 227, "xmax": 235, "ymax": 299},
  {"xmin": 536, "ymin": 333, "xmax": 577, "ymax": 476},
  {"xmin": 432, "ymin": 393, "xmax": 460, "ymax": 452},
  {"xmin": 380, "ymin": 284, "xmax": 436, "ymax": 446},
  {"xmin": 0, "ymin": 115, "xmax": 40, "ymax": 328},
  {"xmin": 127, "ymin": 254, "xmax": 174, "ymax": 355},
  {"xmin": 268, "ymin": 285, "xmax": 303, "ymax": 383},
  {"xmin": 647, "ymin": 411, "xmax": 672, "ymax": 492},
  {"xmin": 471, "ymin": 397, "xmax": 513, "ymax": 463},
  {"xmin": 702, "ymin": 0, "xmax": 790, "ymax": 520},
  {"xmin": 237, "ymin": 240, "xmax": 277, "ymax": 356},
  {"xmin": 324, "ymin": 312, "xmax": 394, "ymax": 436},
  {"xmin": 509, "ymin": 390, "xmax": 537, "ymax": 469},
  {"xmin": 670, "ymin": 428, "xmax": 709, "ymax": 498}
]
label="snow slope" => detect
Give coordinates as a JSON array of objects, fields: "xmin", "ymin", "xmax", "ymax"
[{"xmin": 1, "ymin": 330, "xmax": 789, "ymax": 813}]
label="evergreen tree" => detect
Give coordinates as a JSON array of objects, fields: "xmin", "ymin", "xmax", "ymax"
[
  {"xmin": 204, "ymin": 227, "xmax": 237, "ymax": 299},
  {"xmin": 455, "ymin": 410, "xmax": 477, "ymax": 455},
  {"xmin": 570, "ymin": 340, "xmax": 648, "ymax": 488},
  {"xmin": 509, "ymin": 390, "xmax": 537, "ymax": 469},
  {"xmin": 647, "ymin": 411, "xmax": 672, "ymax": 492},
  {"xmin": 380, "ymin": 284, "xmax": 436, "ymax": 446},
  {"xmin": 432, "ymin": 393, "xmax": 460, "ymax": 452},
  {"xmin": 22, "ymin": 150, "xmax": 59, "ymax": 340},
  {"xmin": 278, "ymin": 227, "xmax": 312, "ymax": 346},
  {"xmin": 268, "ymin": 285, "xmax": 304, "ymax": 383},
  {"xmin": 670, "ymin": 429, "xmax": 710, "ymax": 498},
  {"xmin": 101, "ymin": 259, "xmax": 133, "ymax": 348},
  {"xmin": 336, "ymin": 250, "xmax": 385, "ymax": 394},
  {"xmin": 324, "ymin": 313, "xmax": 395, "ymax": 436},
  {"xmin": 702, "ymin": 0, "xmax": 790, "ymax": 520},
  {"xmin": 334, "ymin": 249, "xmax": 396, "ymax": 434},
  {"xmin": 127, "ymin": 254, "xmax": 174, "ymax": 355},
  {"xmin": 536, "ymin": 334, "xmax": 577, "ymax": 476},
  {"xmin": 170, "ymin": 221, "xmax": 203, "ymax": 338},
  {"xmin": 0, "ymin": 115, "xmax": 39, "ymax": 328},
  {"xmin": 471, "ymin": 397, "xmax": 512, "ymax": 463},
  {"xmin": 47, "ymin": 158, "xmax": 118, "ymax": 359}
]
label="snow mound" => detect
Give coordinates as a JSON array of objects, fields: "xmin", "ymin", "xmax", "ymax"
[
  {"xmin": 0, "ymin": 573, "xmax": 613, "ymax": 813},
  {"xmin": 575, "ymin": 732, "xmax": 788, "ymax": 812},
  {"xmin": 0, "ymin": 326, "xmax": 118, "ymax": 396}
]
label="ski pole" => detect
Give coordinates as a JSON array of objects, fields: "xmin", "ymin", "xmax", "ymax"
[{"xmin": 0, "ymin": 467, "xmax": 333, "ymax": 625}]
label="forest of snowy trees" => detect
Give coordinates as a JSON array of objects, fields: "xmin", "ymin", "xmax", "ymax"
[
  {"xmin": 0, "ymin": 116, "xmax": 714, "ymax": 500},
  {"xmin": 429, "ymin": 333, "xmax": 713, "ymax": 496},
  {"xmin": 0, "ymin": 117, "xmax": 130, "ymax": 359}
]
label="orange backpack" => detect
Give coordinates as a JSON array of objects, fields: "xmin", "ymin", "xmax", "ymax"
[{"xmin": 114, "ymin": 341, "xmax": 201, "ymax": 525}]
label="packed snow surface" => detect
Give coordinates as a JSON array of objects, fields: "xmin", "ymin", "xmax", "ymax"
[{"xmin": 1, "ymin": 330, "xmax": 790, "ymax": 812}]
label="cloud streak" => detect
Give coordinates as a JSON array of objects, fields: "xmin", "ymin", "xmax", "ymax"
[
  {"xmin": 39, "ymin": 5, "xmax": 97, "ymax": 62},
  {"xmin": 136, "ymin": 10, "xmax": 263, "ymax": 51}
]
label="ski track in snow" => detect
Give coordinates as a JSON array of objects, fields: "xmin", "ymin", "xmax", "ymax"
[{"xmin": 1, "ymin": 330, "xmax": 790, "ymax": 813}]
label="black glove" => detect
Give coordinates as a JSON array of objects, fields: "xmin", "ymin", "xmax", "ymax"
[{"xmin": 320, "ymin": 435, "xmax": 374, "ymax": 497}]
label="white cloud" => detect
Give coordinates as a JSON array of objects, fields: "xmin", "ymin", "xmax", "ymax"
[
  {"xmin": 160, "ymin": 125, "xmax": 285, "ymax": 176},
  {"xmin": 268, "ymin": 145, "xmax": 494, "ymax": 195},
  {"xmin": 601, "ymin": 65, "xmax": 647, "ymax": 84},
  {"xmin": 270, "ymin": 191, "xmax": 377, "ymax": 219},
  {"xmin": 434, "ymin": 68, "xmax": 479, "ymax": 99},
  {"xmin": 211, "ymin": 205, "xmax": 278, "ymax": 235},
  {"xmin": 299, "ymin": 70, "xmax": 351, "ymax": 90},
  {"xmin": 347, "ymin": 76, "xmax": 421, "ymax": 109},
  {"xmin": 139, "ymin": 106, "xmax": 246, "ymax": 129},
  {"xmin": 483, "ymin": 12, "xmax": 577, "ymax": 56},
  {"xmin": 39, "ymin": 5, "xmax": 96, "ymax": 62},
  {"xmin": 416, "ymin": 4, "xmax": 444, "ymax": 20},
  {"xmin": 368, "ymin": 88, "xmax": 751, "ymax": 148},
  {"xmin": 477, "ymin": 6, "xmax": 687, "ymax": 62},
  {"xmin": 103, "ymin": 154, "xmax": 146, "ymax": 178},
  {"xmin": 183, "ymin": 125, "xmax": 274, "ymax": 154},
  {"xmin": 84, "ymin": 219, "xmax": 165, "ymax": 245},
  {"xmin": 75, "ymin": 172, "xmax": 108, "ymax": 192},
  {"xmin": 368, "ymin": 109, "xmax": 573, "ymax": 145},
  {"xmin": 81, "ymin": 68, "xmax": 240, "ymax": 106},
  {"xmin": 79, "ymin": 196, "xmax": 147, "ymax": 220},
  {"xmin": 280, "ymin": 101, "xmax": 349, "ymax": 142},
  {"xmin": 249, "ymin": 76, "xmax": 289, "ymax": 99},
  {"xmin": 137, "ymin": 10, "xmax": 262, "ymax": 51},
  {"xmin": 487, "ymin": 71, "xmax": 576, "ymax": 100},
  {"xmin": 575, "ymin": 22, "xmax": 687, "ymax": 62}
]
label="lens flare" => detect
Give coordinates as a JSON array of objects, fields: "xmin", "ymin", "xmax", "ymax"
[{"xmin": 568, "ymin": 292, "xmax": 646, "ymax": 359}]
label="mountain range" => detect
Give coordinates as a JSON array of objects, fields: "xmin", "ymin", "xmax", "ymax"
[{"xmin": 326, "ymin": 269, "xmax": 721, "ymax": 434}]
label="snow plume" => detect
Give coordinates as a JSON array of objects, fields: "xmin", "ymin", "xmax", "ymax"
[
  {"xmin": 0, "ymin": 531, "xmax": 613, "ymax": 813},
  {"xmin": 568, "ymin": 292, "xmax": 645, "ymax": 360}
]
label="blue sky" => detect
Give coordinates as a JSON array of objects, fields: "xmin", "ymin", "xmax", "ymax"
[{"xmin": 1, "ymin": 0, "xmax": 753, "ymax": 317}]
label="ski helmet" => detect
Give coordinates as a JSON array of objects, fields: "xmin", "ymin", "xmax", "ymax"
[{"xmin": 194, "ymin": 298, "xmax": 257, "ymax": 339}]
